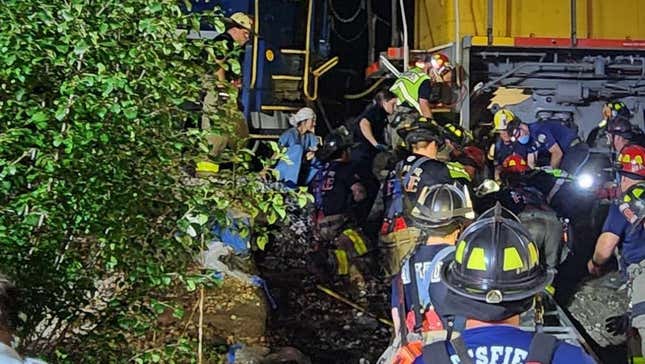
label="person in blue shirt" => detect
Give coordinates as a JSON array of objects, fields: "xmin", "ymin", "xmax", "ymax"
[
  {"xmin": 389, "ymin": 184, "xmax": 474, "ymax": 338},
  {"xmin": 588, "ymin": 144, "xmax": 645, "ymax": 362},
  {"xmin": 507, "ymin": 118, "xmax": 589, "ymax": 176},
  {"xmin": 488, "ymin": 109, "xmax": 535, "ymax": 181},
  {"xmin": 403, "ymin": 204, "xmax": 596, "ymax": 364},
  {"xmin": 275, "ymin": 107, "xmax": 319, "ymax": 187}
]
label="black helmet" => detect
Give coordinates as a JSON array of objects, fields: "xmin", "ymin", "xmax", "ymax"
[
  {"xmin": 607, "ymin": 115, "xmax": 634, "ymax": 137},
  {"xmin": 442, "ymin": 122, "xmax": 473, "ymax": 148},
  {"xmin": 409, "ymin": 183, "xmax": 475, "ymax": 229},
  {"xmin": 441, "ymin": 203, "xmax": 554, "ymax": 304},
  {"xmin": 397, "ymin": 117, "xmax": 445, "ymax": 147},
  {"xmin": 604, "ymin": 101, "xmax": 631, "ymax": 120},
  {"xmin": 316, "ymin": 126, "xmax": 354, "ymax": 161},
  {"xmin": 619, "ymin": 182, "xmax": 645, "ymax": 227}
]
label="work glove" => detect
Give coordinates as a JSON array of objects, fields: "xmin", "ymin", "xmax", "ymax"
[
  {"xmin": 375, "ymin": 144, "xmax": 389, "ymax": 152},
  {"xmin": 605, "ymin": 313, "xmax": 631, "ymax": 336}
]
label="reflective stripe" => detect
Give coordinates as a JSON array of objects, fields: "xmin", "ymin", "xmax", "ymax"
[
  {"xmin": 503, "ymin": 247, "xmax": 524, "ymax": 271},
  {"xmin": 455, "ymin": 240, "xmax": 466, "ymax": 264},
  {"xmin": 343, "ymin": 229, "xmax": 368, "ymax": 256},
  {"xmin": 528, "ymin": 242, "xmax": 539, "ymax": 267},
  {"xmin": 467, "ymin": 247, "xmax": 487, "ymax": 271},
  {"xmin": 333, "ymin": 249, "xmax": 349, "ymax": 275},
  {"xmin": 446, "ymin": 162, "xmax": 472, "ymax": 182},
  {"xmin": 391, "ymin": 81, "xmax": 421, "ymax": 112}
]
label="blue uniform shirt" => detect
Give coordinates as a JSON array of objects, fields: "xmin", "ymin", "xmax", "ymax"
[
  {"xmin": 528, "ymin": 121, "xmax": 577, "ymax": 155},
  {"xmin": 602, "ymin": 203, "xmax": 645, "ymax": 266},
  {"xmin": 494, "ymin": 139, "xmax": 533, "ymax": 166},
  {"xmin": 391, "ymin": 244, "xmax": 449, "ymax": 310},
  {"xmin": 413, "ymin": 325, "xmax": 595, "ymax": 364}
]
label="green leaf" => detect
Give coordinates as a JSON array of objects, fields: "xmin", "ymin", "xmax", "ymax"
[
  {"xmin": 186, "ymin": 279, "xmax": 196, "ymax": 292},
  {"xmin": 256, "ymin": 235, "xmax": 268, "ymax": 250},
  {"xmin": 123, "ymin": 107, "xmax": 137, "ymax": 120},
  {"xmin": 172, "ymin": 307, "xmax": 185, "ymax": 319},
  {"xmin": 54, "ymin": 106, "xmax": 68, "ymax": 121},
  {"xmin": 31, "ymin": 111, "xmax": 48, "ymax": 123}
]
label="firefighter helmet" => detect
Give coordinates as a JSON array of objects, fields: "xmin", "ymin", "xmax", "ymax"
[
  {"xmin": 604, "ymin": 101, "xmax": 630, "ymax": 121},
  {"xmin": 618, "ymin": 144, "xmax": 645, "ymax": 180},
  {"xmin": 607, "ymin": 116, "xmax": 634, "ymax": 137},
  {"xmin": 409, "ymin": 183, "xmax": 474, "ymax": 229},
  {"xmin": 429, "ymin": 53, "xmax": 449, "ymax": 70},
  {"xmin": 501, "ymin": 153, "xmax": 529, "ymax": 174},
  {"xmin": 397, "ymin": 117, "xmax": 445, "ymax": 147},
  {"xmin": 493, "ymin": 110, "xmax": 516, "ymax": 132},
  {"xmin": 315, "ymin": 126, "xmax": 354, "ymax": 161},
  {"xmin": 441, "ymin": 203, "xmax": 554, "ymax": 304},
  {"xmin": 619, "ymin": 183, "xmax": 645, "ymax": 227},
  {"xmin": 442, "ymin": 122, "xmax": 473, "ymax": 148}
]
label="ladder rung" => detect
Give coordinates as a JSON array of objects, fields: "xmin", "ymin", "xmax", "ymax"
[
  {"xmin": 249, "ymin": 134, "xmax": 280, "ymax": 140},
  {"xmin": 261, "ymin": 105, "xmax": 301, "ymax": 111},
  {"xmin": 281, "ymin": 49, "xmax": 307, "ymax": 55},
  {"xmin": 272, "ymin": 75, "xmax": 303, "ymax": 81}
]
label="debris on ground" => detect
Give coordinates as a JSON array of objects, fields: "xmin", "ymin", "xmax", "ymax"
[
  {"xmin": 568, "ymin": 271, "xmax": 629, "ymax": 347},
  {"xmin": 259, "ymin": 201, "xmax": 392, "ymax": 363}
]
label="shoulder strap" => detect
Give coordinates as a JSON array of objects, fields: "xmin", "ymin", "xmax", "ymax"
[
  {"xmin": 402, "ymin": 157, "xmax": 431, "ymax": 187},
  {"xmin": 421, "ymin": 341, "xmax": 451, "ymax": 364},
  {"xmin": 526, "ymin": 332, "xmax": 558, "ymax": 364},
  {"xmin": 421, "ymin": 337, "xmax": 473, "ymax": 364}
]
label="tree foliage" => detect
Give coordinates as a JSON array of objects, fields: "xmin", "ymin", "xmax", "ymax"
[{"xmin": 0, "ymin": 1, "xmax": 308, "ymax": 362}]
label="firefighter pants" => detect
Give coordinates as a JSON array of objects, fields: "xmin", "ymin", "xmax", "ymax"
[{"xmin": 519, "ymin": 208, "xmax": 565, "ymax": 268}]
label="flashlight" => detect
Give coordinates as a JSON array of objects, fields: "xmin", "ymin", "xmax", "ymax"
[{"xmin": 577, "ymin": 173, "xmax": 594, "ymax": 189}]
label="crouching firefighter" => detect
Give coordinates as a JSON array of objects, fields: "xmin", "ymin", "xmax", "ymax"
[
  {"xmin": 382, "ymin": 184, "xmax": 474, "ymax": 364},
  {"xmin": 408, "ymin": 204, "xmax": 595, "ymax": 364},
  {"xmin": 379, "ymin": 118, "xmax": 471, "ymax": 278},
  {"xmin": 308, "ymin": 127, "xmax": 371, "ymax": 295}
]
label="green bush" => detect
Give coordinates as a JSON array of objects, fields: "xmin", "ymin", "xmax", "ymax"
[{"xmin": 0, "ymin": 1, "xmax": 308, "ymax": 362}]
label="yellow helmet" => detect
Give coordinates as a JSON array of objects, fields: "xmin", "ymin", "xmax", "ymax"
[
  {"xmin": 229, "ymin": 12, "xmax": 253, "ymax": 31},
  {"xmin": 493, "ymin": 109, "xmax": 516, "ymax": 132}
]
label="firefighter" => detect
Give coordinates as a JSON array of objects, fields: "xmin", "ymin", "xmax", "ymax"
[
  {"xmin": 390, "ymin": 183, "xmax": 474, "ymax": 340},
  {"xmin": 588, "ymin": 144, "xmax": 645, "ymax": 361},
  {"xmin": 488, "ymin": 109, "xmax": 534, "ymax": 181},
  {"xmin": 389, "ymin": 58, "xmax": 435, "ymax": 119},
  {"xmin": 606, "ymin": 115, "xmax": 645, "ymax": 152},
  {"xmin": 507, "ymin": 118, "xmax": 589, "ymax": 176},
  {"xmin": 427, "ymin": 53, "xmax": 455, "ymax": 105},
  {"xmin": 492, "ymin": 153, "xmax": 568, "ymax": 268},
  {"xmin": 379, "ymin": 118, "xmax": 472, "ymax": 278},
  {"xmin": 404, "ymin": 204, "xmax": 595, "ymax": 364},
  {"xmin": 587, "ymin": 100, "xmax": 632, "ymax": 148},
  {"xmin": 199, "ymin": 12, "xmax": 254, "ymax": 155},
  {"xmin": 213, "ymin": 12, "xmax": 254, "ymax": 84},
  {"xmin": 308, "ymin": 127, "xmax": 370, "ymax": 297}
]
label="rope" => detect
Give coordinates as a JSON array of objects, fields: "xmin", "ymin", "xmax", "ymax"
[
  {"xmin": 331, "ymin": 17, "xmax": 366, "ymax": 43},
  {"xmin": 329, "ymin": 0, "xmax": 364, "ymax": 23}
]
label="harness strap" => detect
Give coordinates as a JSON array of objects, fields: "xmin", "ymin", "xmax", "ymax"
[
  {"xmin": 526, "ymin": 332, "xmax": 558, "ymax": 364},
  {"xmin": 421, "ymin": 336, "xmax": 473, "ymax": 364}
]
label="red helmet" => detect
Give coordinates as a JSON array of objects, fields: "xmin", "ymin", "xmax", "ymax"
[
  {"xmin": 430, "ymin": 53, "xmax": 449, "ymax": 69},
  {"xmin": 502, "ymin": 153, "xmax": 529, "ymax": 174},
  {"xmin": 618, "ymin": 144, "xmax": 645, "ymax": 179},
  {"xmin": 463, "ymin": 146, "xmax": 486, "ymax": 170}
]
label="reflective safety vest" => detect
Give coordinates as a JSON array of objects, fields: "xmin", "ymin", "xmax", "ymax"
[{"xmin": 390, "ymin": 67, "xmax": 430, "ymax": 114}]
